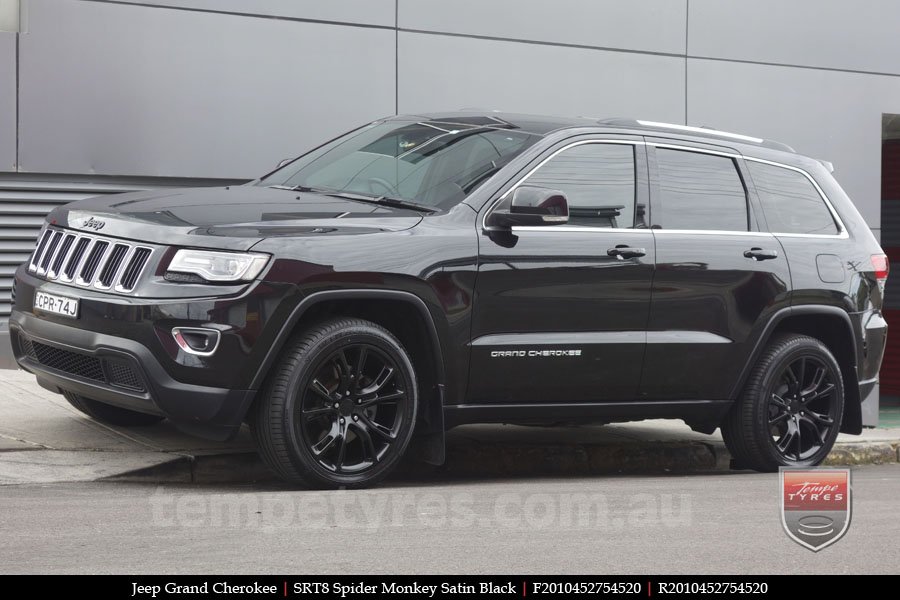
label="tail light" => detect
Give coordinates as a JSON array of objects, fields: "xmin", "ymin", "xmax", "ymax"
[{"xmin": 872, "ymin": 254, "xmax": 889, "ymax": 294}]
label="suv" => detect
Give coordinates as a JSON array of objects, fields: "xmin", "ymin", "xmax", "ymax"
[{"xmin": 10, "ymin": 113, "xmax": 888, "ymax": 488}]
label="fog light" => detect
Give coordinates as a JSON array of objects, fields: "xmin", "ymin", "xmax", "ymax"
[{"xmin": 171, "ymin": 327, "xmax": 221, "ymax": 356}]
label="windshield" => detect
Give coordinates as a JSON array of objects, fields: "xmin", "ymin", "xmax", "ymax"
[{"xmin": 258, "ymin": 118, "xmax": 541, "ymax": 210}]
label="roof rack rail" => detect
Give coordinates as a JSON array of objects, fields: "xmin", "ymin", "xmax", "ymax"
[{"xmin": 597, "ymin": 118, "xmax": 795, "ymax": 153}]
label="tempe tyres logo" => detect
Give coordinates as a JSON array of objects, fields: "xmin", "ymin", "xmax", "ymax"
[{"xmin": 780, "ymin": 468, "xmax": 851, "ymax": 551}]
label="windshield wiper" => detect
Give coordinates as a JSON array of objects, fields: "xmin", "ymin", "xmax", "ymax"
[
  {"xmin": 275, "ymin": 184, "xmax": 438, "ymax": 213},
  {"xmin": 269, "ymin": 184, "xmax": 338, "ymax": 194},
  {"xmin": 362, "ymin": 195, "xmax": 440, "ymax": 214}
]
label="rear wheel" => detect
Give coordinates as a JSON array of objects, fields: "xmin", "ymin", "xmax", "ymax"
[
  {"xmin": 251, "ymin": 318, "xmax": 418, "ymax": 489},
  {"xmin": 722, "ymin": 334, "xmax": 844, "ymax": 471},
  {"xmin": 63, "ymin": 391, "xmax": 165, "ymax": 426}
]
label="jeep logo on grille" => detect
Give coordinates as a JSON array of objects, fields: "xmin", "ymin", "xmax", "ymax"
[{"xmin": 83, "ymin": 217, "xmax": 106, "ymax": 231}]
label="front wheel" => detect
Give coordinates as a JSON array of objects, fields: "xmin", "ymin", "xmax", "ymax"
[
  {"xmin": 251, "ymin": 318, "xmax": 418, "ymax": 488},
  {"xmin": 721, "ymin": 334, "xmax": 844, "ymax": 471}
]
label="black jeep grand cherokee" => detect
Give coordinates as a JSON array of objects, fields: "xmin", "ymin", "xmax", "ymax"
[{"xmin": 10, "ymin": 113, "xmax": 888, "ymax": 488}]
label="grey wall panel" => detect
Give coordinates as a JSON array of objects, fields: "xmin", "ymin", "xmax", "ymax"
[
  {"xmin": 398, "ymin": 32, "xmax": 685, "ymax": 124},
  {"xmin": 399, "ymin": 0, "xmax": 686, "ymax": 55},
  {"xmin": 687, "ymin": 59, "xmax": 900, "ymax": 229},
  {"xmin": 103, "ymin": 0, "xmax": 396, "ymax": 27},
  {"xmin": 18, "ymin": 0, "xmax": 395, "ymax": 179},
  {"xmin": 0, "ymin": 32, "xmax": 14, "ymax": 172},
  {"xmin": 690, "ymin": 0, "xmax": 900, "ymax": 75}
]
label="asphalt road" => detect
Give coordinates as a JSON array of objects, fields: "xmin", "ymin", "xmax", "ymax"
[{"xmin": 1, "ymin": 465, "xmax": 898, "ymax": 574}]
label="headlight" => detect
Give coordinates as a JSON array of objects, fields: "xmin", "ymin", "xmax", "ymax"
[{"xmin": 167, "ymin": 249, "xmax": 269, "ymax": 282}]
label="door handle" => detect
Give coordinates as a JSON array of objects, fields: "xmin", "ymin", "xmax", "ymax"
[
  {"xmin": 607, "ymin": 245, "xmax": 646, "ymax": 259},
  {"xmin": 743, "ymin": 247, "xmax": 778, "ymax": 261}
]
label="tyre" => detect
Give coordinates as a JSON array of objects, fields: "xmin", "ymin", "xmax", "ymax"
[
  {"xmin": 722, "ymin": 334, "xmax": 844, "ymax": 472},
  {"xmin": 251, "ymin": 317, "xmax": 418, "ymax": 488},
  {"xmin": 63, "ymin": 391, "xmax": 165, "ymax": 427}
]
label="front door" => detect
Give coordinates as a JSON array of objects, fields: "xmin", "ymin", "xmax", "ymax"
[{"xmin": 468, "ymin": 138, "xmax": 655, "ymax": 403}]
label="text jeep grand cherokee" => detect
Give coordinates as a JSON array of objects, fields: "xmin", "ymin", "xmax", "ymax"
[{"xmin": 10, "ymin": 113, "xmax": 888, "ymax": 488}]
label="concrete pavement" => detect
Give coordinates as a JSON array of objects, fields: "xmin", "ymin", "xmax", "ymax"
[{"xmin": 1, "ymin": 368, "xmax": 899, "ymax": 485}]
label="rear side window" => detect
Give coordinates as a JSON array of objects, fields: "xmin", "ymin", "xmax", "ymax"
[
  {"xmin": 747, "ymin": 161, "xmax": 839, "ymax": 235},
  {"xmin": 654, "ymin": 149, "xmax": 748, "ymax": 231}
]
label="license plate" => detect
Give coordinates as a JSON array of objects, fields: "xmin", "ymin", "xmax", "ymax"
[{"xmin": 34, "ymin": 291, "xmax": 79, "ymax": 319}]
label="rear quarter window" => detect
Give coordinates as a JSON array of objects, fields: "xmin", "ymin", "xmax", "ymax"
[{"xmin": 747, "ymin": 161, "xmax": 838, "ymax": 235}]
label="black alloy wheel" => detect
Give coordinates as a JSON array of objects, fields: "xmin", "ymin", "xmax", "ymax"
[
  {"xmin": 722, "ymin": 334, "xmax": 844, "ymax": 471},
  {"xmin": 251, "ymin": 318, "xmax": 418, "ymax": 488},
  {"xmin": 299, "ymin": 343, "xmax": 408, "ymax": 474},
  {"xmin": 766, "ymin": 355, "xmax": 839, "ymax": 461}
]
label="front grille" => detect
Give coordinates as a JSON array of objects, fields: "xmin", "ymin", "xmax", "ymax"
[
  {"xmin": 16, "ymin": 332, "xmax": 146, "ymax": 392},
  {"xmin": 28, "ymin": 227, "xmax": 153, "ymax": 293},
  {"xmin": 31, "ymin": 341, "xmax": 106, "ymax": 383}
]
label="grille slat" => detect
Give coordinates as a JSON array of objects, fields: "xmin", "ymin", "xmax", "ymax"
[
  {"xmin": 62, "ymin": 237, "xmax": 90, "ymax": 281},
  {"xmin": 30, "ymin": 229, "xmax": 53, "ymax": 270},
  {"xmin": 27, "ymin": 226, "xmax": 154, "ymax": 293},
  {"xmin": 49, "ymin": 234, "xmax": 75, "ymax": 278},
  {"xmin": 38, "ymin": 230, "xmax": 63, "ymax": 272},
  {"xmin": 78, "ymin": 240, "xmax": 109, "ymax": 285},
  {"xmin": 117, "ymin": 247, "xmax": 152, "ymax": 291},
  {"xmin": 97, "ymin": 244, "xmax": 129, "ymax": 288}
]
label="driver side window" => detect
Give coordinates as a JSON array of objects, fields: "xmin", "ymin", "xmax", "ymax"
[{"xmin": 525, "ymin": 143, "xmax": 639, "ymax": 228}]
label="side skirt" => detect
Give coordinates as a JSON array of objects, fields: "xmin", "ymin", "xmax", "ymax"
[{"xmin": 443, "ymin": 400, "xmax": 732, "ymax": 433}]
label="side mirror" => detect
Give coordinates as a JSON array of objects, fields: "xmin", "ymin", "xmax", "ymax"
[
  {"xmin": 276, "ymin": 157, "xmax": 294, "ymax": 169},
  {"xmin": 486, "ymin": 186, "xmax": 569, "ymax": 228}
]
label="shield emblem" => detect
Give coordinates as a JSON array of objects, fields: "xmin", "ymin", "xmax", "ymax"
[{"xmin": 781, "ymin": 468, "xmax": 851, "ymax": 551}]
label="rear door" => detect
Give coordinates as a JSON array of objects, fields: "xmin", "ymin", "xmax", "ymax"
[
  {"xmin": 469, "ymin": 136, "xmax": 654, "ymax": 403},
  {"xmin": 639, "ymin": 141, "xmax": 791, "ymax": 401}
]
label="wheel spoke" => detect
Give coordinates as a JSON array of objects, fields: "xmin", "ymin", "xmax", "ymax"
[
  {"xmin": 336, "ymin": 350, "xmax": 352, "ymax": 393},
  {"xmin": 354, "ymin": 347, "xmax": 368, "ymax": 389},
  {"xmin": 776, "ymin": 427, "xmax": 797, "ymax": 455},
  {"xmin": 769, "ymin": 412, "xmax": 790, "ymax": 426},
  {"xmin": 353, "ymin": 422, "xmax": 379, "ymax": 464},
  {"xmin": 359, "ymin": 413, "xmax": 396, "ymax": 442},
  {"xmin": 797, "ymin": 357, "xmax": 807, "ymax": 393},
  {"xmin": 807, "ymin": 410, "xmax": 834, "ymax": 426},
  {"xmin": 310, "ymin": 378, "xmax": 333, "ymax": 401},
  {"xmin": 801, "ymin": 415, "xmax": 827, "ymax": 446},
  {"xmin": 793, "ymin": 418, "xmax": 803, "ymax": 459},
  {"xmin": 359, "ymin": 389, "xmax": 405, "ymax": 409},
  {"xmin": 802, "ymin": 366, "xmax": 826, "ymax": 397},
  {"xmin": 360, "ymin": 365, "xmax": 395, "ymax": 396},
  {"xmin": 334, "ymin": 427, "xmax": 348, "ymax": 472},
  {"xmin": 301, "ymin": 406, "xmax": 334, "ymax": 419},
  {"xmin": 311, "ymin": 428, "xmax": 339, "ymax": 457},
  {"xmin": 784, "ymin": 366, "xmax": 800, "ymax": 396},
  {"xmin": 771, "ymin": 394, "xmax": 789, "ymax": 409},
  {"xmin": 803, "ymin": 383, "xmax": 835, "ymax": 405}
]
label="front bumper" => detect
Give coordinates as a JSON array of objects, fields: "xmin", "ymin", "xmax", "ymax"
[
  {"xmin": 8, "ymin": 266, "xmax": 295, "ymax": 441},
  {"xmin": 11, "ymin": 314, "xmax": 255, "ymax": 440}
]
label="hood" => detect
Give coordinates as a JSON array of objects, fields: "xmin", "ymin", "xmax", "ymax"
[{"xmin": 47, "ymin": 185, "xmax": 424, "ymax": 250}]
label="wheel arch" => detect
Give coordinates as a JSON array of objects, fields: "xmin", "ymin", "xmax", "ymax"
[
  {"xmin": 250, "ymin": 289, "xmax": 447, "ymax": 460},
  {"xmin": 732, "ymin": 305, "xmax": 862, "ymax": 434}
]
